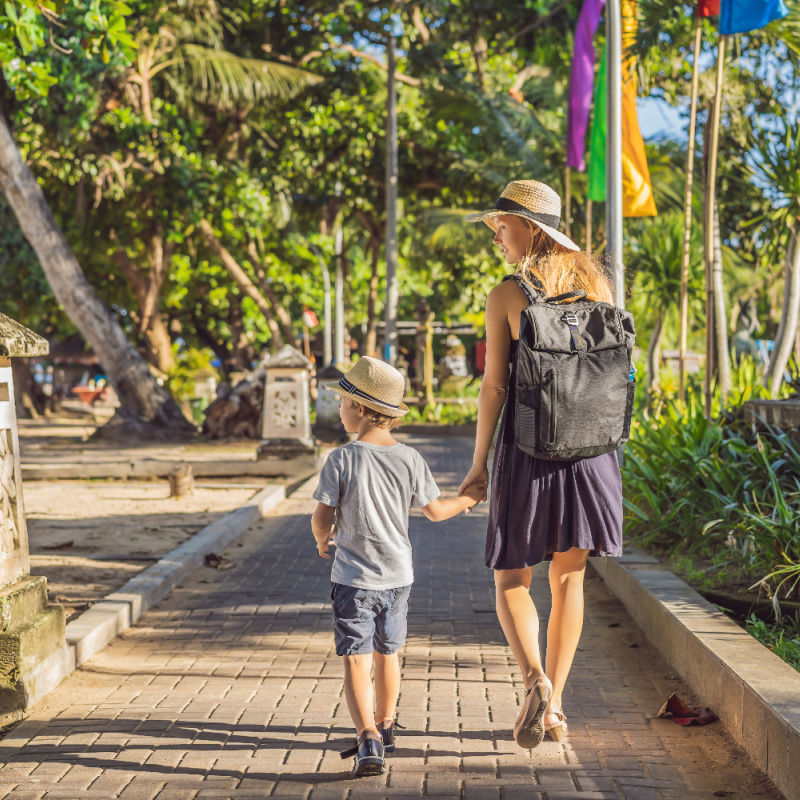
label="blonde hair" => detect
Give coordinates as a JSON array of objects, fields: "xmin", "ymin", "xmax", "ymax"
[
  {"xmin": 355, "ymin": 401, "xmax": 403, "ymax": 430},
  {"xmin": 517, "ymin": 223, "xmax": 614, "ymax": 304}
]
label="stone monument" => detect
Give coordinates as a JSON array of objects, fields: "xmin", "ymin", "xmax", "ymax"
[
  {"xmin": 0, "ymin": 313, "xmax": 71, "ymax": 726},
  {"xmin": 257, "ymin": 345, "xmax": 318, "ymax": 467},
  {"xmin": 313, "ymin": 363, "xmax": 347, "ymax": 442}
]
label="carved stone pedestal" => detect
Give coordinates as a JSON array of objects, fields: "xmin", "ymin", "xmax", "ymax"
[
  {"xmin": 257, "ymin": 345, "xmax": 319, "ymax": 473},
  {"xmin": 0, "ymin": 314, "xmax": 71, "ymax": 726}
]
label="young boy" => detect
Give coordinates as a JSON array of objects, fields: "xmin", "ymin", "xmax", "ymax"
[{"xmin": 311, "ymin": 356, "xmax": 484, "ymax": 777}]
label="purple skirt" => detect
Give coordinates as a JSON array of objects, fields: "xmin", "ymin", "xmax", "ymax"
[{"xmin": 485, "ymin": 341, "xmax": 623, "ymax": 570}]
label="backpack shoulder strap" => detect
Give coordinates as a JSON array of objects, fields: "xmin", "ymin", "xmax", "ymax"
[{"xmin": 502, "ymin": 273, "xmax": 544, "ymax": 305}]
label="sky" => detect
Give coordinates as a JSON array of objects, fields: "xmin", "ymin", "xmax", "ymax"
[{"xmin": 637, "ymin": 96, "xmax": 688, "ymax": 141}]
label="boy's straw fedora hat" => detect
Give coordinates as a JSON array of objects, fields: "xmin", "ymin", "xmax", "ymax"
[
  {"xmin": 465, "ymin": 179, "xmax": 581, "ymax": 252},
  {"xmin": 332, "ymin": 356, "xmax": 409, "ymax": 418}
]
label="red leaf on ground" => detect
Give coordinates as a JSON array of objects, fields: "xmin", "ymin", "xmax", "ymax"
[{"xmin": 657, "ymin": 693, "xmax": 717, "ymax": 726}]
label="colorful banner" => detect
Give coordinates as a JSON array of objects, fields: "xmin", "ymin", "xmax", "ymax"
[
  {"xmin": 620, "ymin": 0, "xmax": 657, "ymax": 216},
  {"xmin": 698, "ymin": 0, "xmax": 721, "ymax": 17},
  {"xmin": 588, "ymin": 46, "xmax": 606, "ymax": 202},
  {"xmin": 566, "ymin": 0, "xmax": 607, "ymax": 171},
  {"xmin": 719, "ymin": 0, "xmax": 789, "ymax": 34},
  {"xmin": 586, "ymin": 2, "xmax": 657, "ymax": 217}
]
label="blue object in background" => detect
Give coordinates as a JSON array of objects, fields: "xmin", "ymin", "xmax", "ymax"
[{"xmin": 719, "ymin": 0, "xmax": 789, "ymax": 35}]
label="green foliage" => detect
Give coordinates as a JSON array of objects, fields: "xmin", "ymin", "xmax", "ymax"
[
  {"xmin": 746, "ymin": 613, "xmax": 800, "ymax": 672},
  {"xmin": 0, "ymin": 1, "xmax": 135, "ymax": 99},
  {"xmin": 403, "ymin": 401, "xmax": 478, "ymax": 425},
  {"xmin": 622, "ymin": 391, "xmax": 800, "ymax": 599}
]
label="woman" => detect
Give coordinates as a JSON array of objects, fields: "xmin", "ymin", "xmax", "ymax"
[{"xmin": 459, "ymin": 180, "xmax": 623, "ymax": 749}]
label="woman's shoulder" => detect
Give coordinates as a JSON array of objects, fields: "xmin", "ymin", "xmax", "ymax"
[{"xmin": 487, "ymin": 275, "xmax": 529, "ymax": 311}]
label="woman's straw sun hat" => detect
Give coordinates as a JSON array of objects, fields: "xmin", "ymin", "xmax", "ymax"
[
  {"xmin": 331, "ymin": 356, "xmax": 409, "ymax": 418},
  {"xmin": 465, "ymin": 179, "xmax": 581, "ymax": 252}
]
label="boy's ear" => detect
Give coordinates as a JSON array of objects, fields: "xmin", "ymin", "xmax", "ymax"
[{"xmin": 355, "ymin": 402, "xmax": 366, "ymax": 417}]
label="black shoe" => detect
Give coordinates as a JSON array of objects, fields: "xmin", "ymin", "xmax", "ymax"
[
  {"xmin": 352, "ymin": 735, "xmax": 385, "ymax": 777},
  {"xmin": 379, "ymin": 719, "xmax": 405, "ymax": 753}
]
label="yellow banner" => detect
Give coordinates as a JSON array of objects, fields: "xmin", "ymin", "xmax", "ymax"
[{"xmin": 621, "ymin": 0, "xmax": 657, "ymax": 217}]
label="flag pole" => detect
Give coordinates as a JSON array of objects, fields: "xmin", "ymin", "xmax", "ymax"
[
  {"xmin": 564, "ymin": 165, "xmax": 572, "ymax": 237},
  {"xmin": 384, "ymin": 34, "xmax": 399, "ymax": 367},
  {"xmin": 678, "ymin": 15, "xmax": 703, "ymax": 403},
  {"xmin": 704, "ymin": 33, "xmax": 726, "ymax": 418},
  {"xmin": 606, "ymin": 0, "xmax": 624, "ymax": 309},
  {"xmin": 586, "ymin": 198, "xmax": 593, "ymax": 251}
]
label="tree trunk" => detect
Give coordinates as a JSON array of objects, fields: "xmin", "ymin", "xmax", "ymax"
[
  {"xmin": 112, "ymin": 232, "xmax": 175, "ymax": 373},
  {"xmin": 246, "ymin": 241, "xmax": 293, "ymax": 343},
  {"xmin": 0, "ymin": 108, "xmax": 192, "ymax": 438},
  {"xmin": 646, "ymin": 309, "xmax": 664, "ymax": 391},
  {"xmin": 766, "ymin": 226, "xmax": 800, "ymax": 397},
  {"xmin": 199, "ymin": 219, "xmax": 284, "ymax": 349},
  {"xmin": 365, "ymin": 234, "xmax": 381, "ymax": 358}
]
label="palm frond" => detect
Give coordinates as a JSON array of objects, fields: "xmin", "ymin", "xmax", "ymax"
[{"xmin": 166, "ymin": 45, "xmax": 322, "ymax": 110}]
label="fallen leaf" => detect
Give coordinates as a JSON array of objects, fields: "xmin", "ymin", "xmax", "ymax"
[{"xmin": 657, "ymin": 693, "xmax": 717, "ymax": 726}]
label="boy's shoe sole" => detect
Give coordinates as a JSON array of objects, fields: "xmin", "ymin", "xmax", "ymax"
[
  {"xmin": 352, "ymin": 736, "xmax": 386, "ymax": 777},
  {"xmin": 353, "ymin": 755, "xmax": 386, "ymax": 777}
]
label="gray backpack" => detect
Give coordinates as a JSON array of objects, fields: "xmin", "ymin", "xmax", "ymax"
[{"xmin": 505, "ymin": 274, "xmax": 636, "ymax": 461}]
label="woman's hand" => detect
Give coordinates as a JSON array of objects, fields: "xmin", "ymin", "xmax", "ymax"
[{"xmin": 459, "ymin": 463, "xmax": 489, "ymax": 503}]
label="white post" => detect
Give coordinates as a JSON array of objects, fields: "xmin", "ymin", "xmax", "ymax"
[
  {"xmin": 606, "ymin": 0, "xmax": 624, "ymax": 309},
  {"xmin": 384, "ymin": 35, "xmax": 399, "ymax": 366},
  {"xmin": 334, "ymin": 182, "xmax": 344, "ymax": 366}
]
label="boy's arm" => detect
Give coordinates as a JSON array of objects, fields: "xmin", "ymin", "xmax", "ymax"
[
  {"xmin": 311, "ymin": 502, "xmax": 336, "ymax": 558},
  {"xmin": 421, "ymin": 483, "xmax": 485, "ymax": 522}
]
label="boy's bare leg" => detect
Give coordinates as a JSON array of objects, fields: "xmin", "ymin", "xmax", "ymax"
[
  {"xmin": 373, "ymin": 651, "xmax": 400, "ymax": 725},
  {"xmin": 343, "ymin": 654, "xmax": 378, "ymax": 737}
]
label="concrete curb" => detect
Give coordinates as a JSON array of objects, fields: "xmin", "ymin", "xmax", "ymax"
[
  {"xmin": 591, "ymin": 549, "xmax": 800, "ymax": 800},
  {"xmin": 22, "ymin": 455, "xmax": 321, "ymax": 481},
  {"xmin": 61, "ymin": 484, "xmax": 285, "ymax": 668}
]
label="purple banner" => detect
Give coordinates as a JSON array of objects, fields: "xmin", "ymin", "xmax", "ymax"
[{"xmin": 567, "ymin": 0, "xmax": 606, "ymax": 171}]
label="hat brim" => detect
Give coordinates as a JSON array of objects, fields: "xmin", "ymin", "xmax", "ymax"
[
  {"xmin": 465, "ymin": 209, "xmax": 581, "ymax": 252},
  {"xmin": 329, "ymin": 384, "xmax": 409, "ymax": 418}
]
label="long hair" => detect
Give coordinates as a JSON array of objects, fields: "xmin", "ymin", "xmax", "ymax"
[{"xmin": 517, "ymin": 223, "xmax": 614, "ymax": 304}]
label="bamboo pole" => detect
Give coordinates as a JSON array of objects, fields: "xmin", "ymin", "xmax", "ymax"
[
  {"xmin": 586, "ymin": 198, "xmax": 593, "ymax": 252},
  {"xmin": 564, "ymin": 165, "xmax": 572, "ymax": 237},
  {"xmin": 704, "ymin": 35, "xmax": 727, "ymax": 417},
  {"xmin": 678, "ymin": 17, "xmax": 703, "ymax": 403}
]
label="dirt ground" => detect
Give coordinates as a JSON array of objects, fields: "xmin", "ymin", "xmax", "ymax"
[{"xmin": 24, "ymin": 479, "xmax": 266, "ymax": 621}]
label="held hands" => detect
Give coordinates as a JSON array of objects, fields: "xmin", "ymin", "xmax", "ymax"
[
  {"xmin": 459, "ymin": 464, "xmax": 489, "ymax": 505},
  {"xmin": 462, "ymin": 480, "xmax": 487, "ymax": 513}
]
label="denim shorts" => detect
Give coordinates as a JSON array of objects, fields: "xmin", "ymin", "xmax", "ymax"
[{"xmin": 330, "ymin": 583, "xmax": 412, "ymax": 656}]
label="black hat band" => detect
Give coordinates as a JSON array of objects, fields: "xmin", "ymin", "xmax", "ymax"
[
  {"xmin": 494, "ymin": 197, "xmax": 560, "ymax": 229},
  {"xmin": 338, "ymin": 377, "xmax": 400, "ymax": 410}
]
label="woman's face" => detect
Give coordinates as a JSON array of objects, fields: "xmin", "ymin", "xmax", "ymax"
[{"xmin": 492, "ymin": 214, "xmax": 532, "ymax": 263}]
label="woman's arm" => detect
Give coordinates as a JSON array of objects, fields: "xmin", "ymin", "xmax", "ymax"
[{"xmin": 459, "ymin": 283, "xmax": 512, "ymax": 495}]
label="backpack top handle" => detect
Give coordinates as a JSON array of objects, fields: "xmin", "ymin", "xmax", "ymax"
[{"xmin": 544, "ymin": 290, "xmax": 587, "ymax": 304}]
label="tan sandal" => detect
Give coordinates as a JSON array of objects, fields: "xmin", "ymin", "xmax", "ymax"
[
  {"xmin": 513, "ymin": 674, "xmax": 552, "ymax": 749},
  {"xmin": 544, "ymin": 710, "xmax": 568, "ymax": 741}
]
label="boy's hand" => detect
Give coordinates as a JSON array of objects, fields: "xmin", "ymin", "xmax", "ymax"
[
  {"xmin": 317, "ymin": 534, "xmax": 335, "ymax": 559},
  {"xmin": 463, "ymin": 481, "xmax": 486, "ymax": 512}
]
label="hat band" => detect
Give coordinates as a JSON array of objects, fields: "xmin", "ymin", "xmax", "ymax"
[
  {"xmin": 339, "ymin": 377, "xmax": 400, "ymax": 410},
  {"xmin": 494, "ymin": 198, "xmax": 560, "ymax": 229}
]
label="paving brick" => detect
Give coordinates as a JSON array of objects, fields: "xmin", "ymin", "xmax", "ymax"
[{"xmin": 0, "ymin": 438, "xmax": 785, "ymax": 800}]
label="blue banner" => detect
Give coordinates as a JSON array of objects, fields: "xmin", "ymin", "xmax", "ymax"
[{"xmin": 719, "ymin": 0, "xmax": 789, "ymax": 34}]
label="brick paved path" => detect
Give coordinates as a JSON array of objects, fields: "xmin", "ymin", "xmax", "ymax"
[{"xmin": 0, "ymin": 437, "xmax": 782, "ymax": 799}]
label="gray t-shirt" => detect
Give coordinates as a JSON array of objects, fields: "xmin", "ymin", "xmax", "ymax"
[{"xmin": 313, "ymin": 441, "xmax": 440, "ymax": 589}]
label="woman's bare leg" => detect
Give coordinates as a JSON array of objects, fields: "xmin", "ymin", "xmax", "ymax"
[
  {"xmin": 544, "ymin": 547, "xmax": 589, "ymax": 720},
  {"xmin": 494, "ymin": 567, "xmax": 546, "ymax": 687}
]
